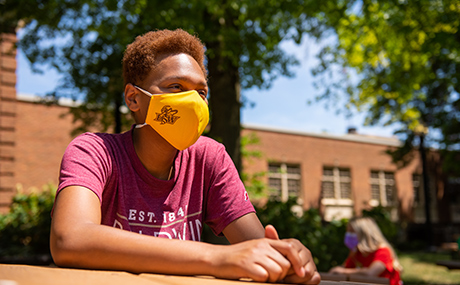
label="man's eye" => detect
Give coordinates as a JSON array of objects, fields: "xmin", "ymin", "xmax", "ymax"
[
  {"xmin": 198, "ymin": 90, "xmax": 207, "ymax": 96},
  {"xmin": 169, "ymin": 84, "xmax": 182, "ymax": 90}
]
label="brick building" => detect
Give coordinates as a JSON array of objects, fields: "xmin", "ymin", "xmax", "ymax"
[
  {"xmin": 0, "ymin": 32, "xmax": 80, "ymax": 211},
  {"xmin": 2, "ymin": 32, "xmax": 459, "ymax": 244},
  {"xmin": 0, "ymin": 33, "xmax": 18, "ymax": 209},
  {"xmin": 242, "ymin": 125, "xmax": 457, "ymax": 224}
]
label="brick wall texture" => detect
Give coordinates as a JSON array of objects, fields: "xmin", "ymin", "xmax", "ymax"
[
  {"xmin": 15, "ymin": 101, "xmax": 76, "ymax": 192},
  {"xmin": 0, "ymin": 97, "xmax": 79, "ymax": 213},
  {"xmin": 0, "ymin": 33, "xmax": 17, "ymax": 210}
]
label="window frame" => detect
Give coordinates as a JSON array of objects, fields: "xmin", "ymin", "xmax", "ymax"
[
  {"xmin": 412, "ymin": 173, "xmax": 422, "ymax": 206},
  {"xmin": 369, "ymin": 170, "xmax": 396, "ymax": 207},
  {"xmin": 267, "ymin": 162, "xmax": 301, "ymax": 202},
  {"xmin": 321, "ymin": 166, "xmax": 353, "ymax": 206}
]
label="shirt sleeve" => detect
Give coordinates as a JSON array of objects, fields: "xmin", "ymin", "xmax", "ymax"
[
  {"xmin": 57, "ymin": 133, "xmax": 113, "ymax": 203},
  {"xmin": 372, "ymin": 247, "xmax": 394, "ymax": 271},
  {"xmin": 203, "ymin": 141, "xmax": 255, "ymax": 236},
  {"xmin": 344, "ymin": 252, "xmax": 356, "ymax": 268}
]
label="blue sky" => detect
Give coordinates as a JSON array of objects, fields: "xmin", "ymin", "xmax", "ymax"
[{"xmin": 16, "ymin": 36, "xmax": 399, "ymax": 138}]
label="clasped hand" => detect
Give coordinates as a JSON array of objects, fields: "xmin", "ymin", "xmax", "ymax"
[{"xmin": 214, "ymin": 225, "xmax": 321, "ymax": 284}]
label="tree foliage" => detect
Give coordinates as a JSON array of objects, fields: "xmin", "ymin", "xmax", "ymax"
[
  {"xmin": 1, "ymin": 0, "xmax": 330, "ymax": 171},
  {"xmin": 312, "ymin": 0, "xmax": 460, "ymax": 172},
  {"xmin": 241, "ymin": 131, "xmax": 268, "ymax": 198}
]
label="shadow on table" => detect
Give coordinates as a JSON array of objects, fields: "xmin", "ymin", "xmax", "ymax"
[{"xmin": 0, "ymin": 254, "xmax": 53, "ymax": 266}]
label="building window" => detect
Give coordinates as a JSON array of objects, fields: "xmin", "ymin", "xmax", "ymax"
[
  {"xmin": 321, "ymin": 167, "xmax": 352, "ymax": 202},
  {"xmin": 412, "ymin": 173, "xmax": 441, "ymax": 223},
  {"xmin": 268, "ymin": 163, "xmax": 301, "ymax": 202},
  {"xmin": 412, "ymin": 174, "xmax": 422, "ymax": 205},
  {"xmin": 369, "ymin": 170, "xmax": 396, "ymax": 207}
]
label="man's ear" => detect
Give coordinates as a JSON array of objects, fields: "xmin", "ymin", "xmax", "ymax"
[{"xmin": 124, "ymin": 84, "xmax": 140, "ymax": 112}]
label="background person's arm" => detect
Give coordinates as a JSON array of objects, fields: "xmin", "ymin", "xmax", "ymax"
[
  {"xmin": 328, "ymin": 261, "xmax": 386, "ymax": 276},
  {"xmin": 50, "ymin": 186, "xmax": 305, "ymax": 283}
]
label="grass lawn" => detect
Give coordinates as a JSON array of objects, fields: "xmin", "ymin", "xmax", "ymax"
[{"xmin": 399, "ymin": 251, "xmax": 460, "ymax": 285}]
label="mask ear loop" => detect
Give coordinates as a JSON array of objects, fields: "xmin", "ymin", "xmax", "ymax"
[
  {"xmin": 135, "ymin": 123, "xmax": 148, "ymax": 128},
  {"xmin": 133, "ymin": 85, "xmax": 153, "ymax": 129},
  {"xmin": 134, "ymin": 85, "xmax": 153, "ymax": 96}
]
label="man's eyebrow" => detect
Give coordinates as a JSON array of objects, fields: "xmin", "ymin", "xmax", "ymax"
[{"xmin": 163, "ymin": 75, "xmax": 208, "ymax": 87}]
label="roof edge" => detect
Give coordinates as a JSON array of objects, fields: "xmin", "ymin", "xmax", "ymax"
[{"xmin": 242, "ymin": 123, "xmax": 402, "ymax": 147}]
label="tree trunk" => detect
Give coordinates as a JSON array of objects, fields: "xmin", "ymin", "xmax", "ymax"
[
  {"xmin": 207, "ymin": 53, "xmax": 242, "ymax": 173},
  {"xmin": 114, "ymin": 92, "xmax": 122, "ymax": 134},
  {"xmin": 419, "ymin": 134, "xmax": 433, "ymax": 247}
]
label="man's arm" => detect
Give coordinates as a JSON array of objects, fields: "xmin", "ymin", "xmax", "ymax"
[
  {"xmin": 50, "ymin": 186, "xmax": 308, "ymax": 283},
  {"xmin": 222, "ymin": 212, "xmax": 265, "ymax": 243}
]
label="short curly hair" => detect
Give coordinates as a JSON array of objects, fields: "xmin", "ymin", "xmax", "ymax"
[{"xmin": 122, "ymin": 29, "xmax": 207, "ymax": 87}]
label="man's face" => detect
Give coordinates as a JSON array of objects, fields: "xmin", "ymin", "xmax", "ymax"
[
  {"xmin": 126, "ymin": 52, "xmax": 209, "ymax": 150},
  {"xmin": 136, "ymin": 53, "xmax": 208, "ymax": 118}
]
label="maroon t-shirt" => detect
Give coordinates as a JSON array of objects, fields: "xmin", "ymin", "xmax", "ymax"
[{"xmin": 57, "ymin": 129, "xmax": 254, "ymax": 241}]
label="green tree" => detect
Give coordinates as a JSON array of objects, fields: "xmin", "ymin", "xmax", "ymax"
[
  {"xmin": 241, "ymin": 131, "xmax": 267, "ymax": 198},
  {"xmin": 1, "ymin": 0, "xmax": 330, "ymax": 171},
  {"xmin": 311, "ymin": 0, "xmax": 460, "ymax": 172}
]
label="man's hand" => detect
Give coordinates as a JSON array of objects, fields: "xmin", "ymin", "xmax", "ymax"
[
  {"xmin": 221, "ymin": 214, "xmax": 320, "ymax": 283},
  {"xmin": 211, "ymin": 237, "xmax": 303, "ymax": 283},
  {"xmin": 264, "ymin": 225, "xmax": 321, "ymax": 284}
]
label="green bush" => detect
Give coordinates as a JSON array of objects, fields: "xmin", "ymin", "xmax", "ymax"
[
  {"xmin": 255, "ymin": 198, "xmax": 349, "ymax": 272},
  {"xmin": 0, "ymin": 184, "xmax": 56, "ymax": 258}
]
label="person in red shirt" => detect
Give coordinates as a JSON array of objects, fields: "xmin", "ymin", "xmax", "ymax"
[{"xmin": 329, "ymin": 217, "xmax": 403, "ymax": 285}]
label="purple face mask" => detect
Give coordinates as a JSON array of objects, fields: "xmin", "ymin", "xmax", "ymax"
[{"xmin": 344, "ymin": 232, "xmax": 359, "ymax": 250}]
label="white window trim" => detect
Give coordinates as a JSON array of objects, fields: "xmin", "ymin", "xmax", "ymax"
[{"xmin": 321, "ymin": 198, "xmax": 354, "ymax": 206}]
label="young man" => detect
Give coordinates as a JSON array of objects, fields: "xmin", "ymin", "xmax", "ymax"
[{"xmin": 51, "ymin": 29, "xmax": 320, "ymax": 284}]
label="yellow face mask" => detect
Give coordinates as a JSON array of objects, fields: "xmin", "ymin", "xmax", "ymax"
[{"xmin": 134, "ymin": 85, "xmax": 209, "ymax": 150}]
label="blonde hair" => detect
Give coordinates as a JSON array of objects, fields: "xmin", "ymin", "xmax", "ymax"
[{"xmin": 349, "ymin": 217, "xmax": 403, "ymax": 272}]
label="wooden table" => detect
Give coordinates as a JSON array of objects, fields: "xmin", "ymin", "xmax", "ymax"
[
  {"xmin": 320, "ymin": 272, "xmax": 389, "ymax": 284},
  {"xmin": 0, "ymin": 264, "xmax": 389, "ymax": 285}
]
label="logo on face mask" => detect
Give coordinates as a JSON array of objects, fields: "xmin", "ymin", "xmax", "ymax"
[{"xmin": 154, "ymin": 105, "xmax": 180, "ymax": 125}]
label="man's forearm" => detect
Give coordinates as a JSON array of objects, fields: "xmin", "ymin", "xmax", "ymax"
[{"xmin": 51, "ymin": 222, "xmax": 219, "ymax": 275}]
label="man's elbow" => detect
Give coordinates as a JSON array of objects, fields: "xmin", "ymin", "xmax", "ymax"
[{"xmin": 50, "ymin": 229, "xmax": 85, "ymax": 268}]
